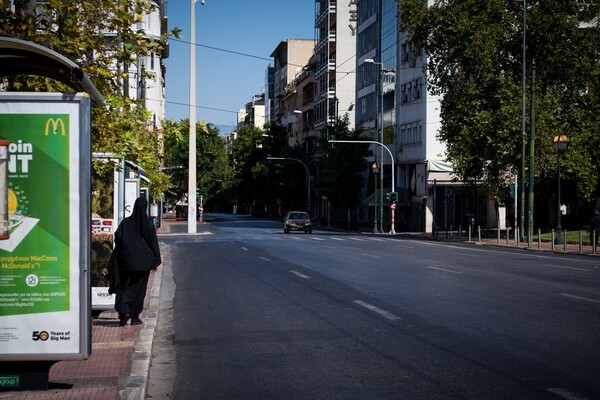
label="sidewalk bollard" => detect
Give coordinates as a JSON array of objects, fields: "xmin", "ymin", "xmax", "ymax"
[
  {"xmin": 459, "ymin": 225, "xmax": 462, "ymax": 241},
  {"xmin": 579, "ymin": 230, "xmax": 583, "ymax": 254},
  {"xmin": 515, "ymin": 227, "xmax": 519, "ymax": 246},
  {"xmin": 564, "ymin": 230, "xmax": 567, "ymax": 252},
  {"xmin": 538, "ymin": 229, "xmax": 541, "ymax": 249},
  {"xmin": 552, "ymin": 230, "xmax": 555, "ymax": 252},
  {"xmin": 497, "ymin": 228, "xmax": 500, "ymax": 244},
  {"xmin": 478, "ymin": 226, "xmax": 481, "ymax": 244},
  {"xmin": 468, "ymin": 226, "xmax": 472, "ymax": 243},
  {"xmin": 593, "ymin": 231, "xmax": 596, "ymax": 254}
]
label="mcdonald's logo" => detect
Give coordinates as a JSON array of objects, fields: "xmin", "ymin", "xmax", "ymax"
[{"xmin": 44, "ymin": 118, "xmax": 66, "ymax": 136}]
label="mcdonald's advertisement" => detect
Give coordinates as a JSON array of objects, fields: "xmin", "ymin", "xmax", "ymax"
[{"xmin": 0, "ymin": 93, "xmax": 91, "ymax": 359}]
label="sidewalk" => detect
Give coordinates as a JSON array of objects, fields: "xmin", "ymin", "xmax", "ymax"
[
  {"xmin": 0, "ymin": 253, "xmax": 164, "ymax": 400},
  {"xmin": 426, "ymin": 230, "xmax": 600, "ymax": 256}
]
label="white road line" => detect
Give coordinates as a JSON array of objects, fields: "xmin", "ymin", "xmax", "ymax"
[
  {"xmin": 542, "ymin": 263, "xmax": 588, "ymax": 272},
  {"xmin": 310, "ymin": 236, "xmax": 326, "ymax": 241},
  {"xmin": 331, "ymin": 237, "xmax": 346, "ymax": 241},
  {"xmin": 290, "ymin": 270, "xmax": 311, "ymax": 279},
  {"xmin": 241, "ymin": 247, "xmax": 248, "ymax": 251},
  {"xmin": 360, "ymin": 253, "xmax": 381, "ymax": 258},
  {"xmin": 558, "ymin": 293, "xmax": 600, "ymax": 305},
  {"xmin": 353, "ymin": 300, "xmax": 401, "ymax": 321},
  {"xmin": 349, "ymin": 237, "xmax": 366, "ymax": 241},
  {"xmin": 547, "ymin": 387, "xmax": 591, "ymax": 400},
  {"xmin": 425, "ymin": 266, "xmax": 463, "ymax": 275},
  {"xmin": 367, "ymin": 237, "xmax": 386, "ymax": 242},
  {"xmin": 259, "ymin": 256, "xmax": 270, "ymax": 262}
]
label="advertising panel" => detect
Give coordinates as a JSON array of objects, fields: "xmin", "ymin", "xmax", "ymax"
[{"xmin": 0, "ymin": 93, "xmax": 91, "ymax": 361}]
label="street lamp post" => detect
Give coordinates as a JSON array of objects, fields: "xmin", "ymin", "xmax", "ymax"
[
  {"xmin": 329, "ymin": 139, "xmax": 396, "ymax": 234},
  {"xmin": 553, "ymin": 134, "xmax": 568, "ymax": 244},
  {"xmin": 371, "ymin": 162, "xmax": 380, "ymax": 233},
  {"xmin": 267, "ymin": 157, "xmax": 311, "ymax": 213},
  {"xmin": 519, "ymin": 0, "xmax": 527, "ymax": 242},
  {"xmin": 187, "ymin": 0, "xmax": 206, "ymax": 233},
  {"xmin": 365, "ymin": 58, "xmax": 395, "ymax": 233}
]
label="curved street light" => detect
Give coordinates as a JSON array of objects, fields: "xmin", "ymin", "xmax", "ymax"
[
  {"xmin": 329, "ymin": 139, "xmax": 396, "ymax": 234},
  {"xmin": 267, "ymin": 157, "xmax": 311, "ymax": 213}
]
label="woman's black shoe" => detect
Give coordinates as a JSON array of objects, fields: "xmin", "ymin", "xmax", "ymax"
[
  {"xmin": 131, "ymin": 317, "xmax": 143, "ymax": 326},
  {"xmin": 119, "ymin": 314, "xmax": 131, "ymax": 326}
]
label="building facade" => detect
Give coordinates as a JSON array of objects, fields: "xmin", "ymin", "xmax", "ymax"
[{"xmin": 314, "ymin": 0, "xmax": 357, "ymax": 132}]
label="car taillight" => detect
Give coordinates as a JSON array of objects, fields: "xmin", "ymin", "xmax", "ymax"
[{"xmin": 102, "ymin": 220, "xmax": 112, "ymax": 226}]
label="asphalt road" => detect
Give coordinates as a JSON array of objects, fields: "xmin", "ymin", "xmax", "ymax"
[{"xmin": 149, "ymin": 214, "xmax": 600, "ymax": 400}]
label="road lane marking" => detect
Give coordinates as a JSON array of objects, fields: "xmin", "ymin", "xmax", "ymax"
[
  {"xmin": 542, "ymin": 263, "xmax": 587, "ymax": 272},
  {"xmin": 360, "ymin": 253, "xmax": 381, "ymax": 258},
  {"xmin": 558, "ymin": 293, "xmax": 600, "ymax": 305},
  {"xmin": 451, "ymin": 252, "xmax": 477, "ymax": 257},
  {"xmin": 241, "ymin": 247, "xmax": 248, "ymax": 251},
  {"xmin": 331, "ymin": 237, "xmax": 346, "ymax": 241},
  {"xmin": 259, "ymin": 256, "xmax": 270, "ymax": 262},
  {"xmin": 349, "ymin": 237, "xmax": 366, "ymax": 241},
  {"xmin": 290, "ymin": 270, "xmax": 311, "ymax": 279},
  {"xmin": 310, "ymin": 236, "xmax": 326, "ymax": 241},
  {"xmin": 425, "ymin": 266, "xmax": 463, "ymax": 274},
  {"xmin": 547, "ymin": 388, "xmax": 591, "ymax": 400},
  {"xmin": 353, "ymin": 300, "xmax": 401, "ymax": 321},
  {"xmin": 367, "ymin": 237, "xmax": 386, "ymax": 242}
]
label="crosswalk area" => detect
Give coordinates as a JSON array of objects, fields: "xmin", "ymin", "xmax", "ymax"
[{"xmin": 247, "ymin": 231, "xmax": 405, "ymax": 243}]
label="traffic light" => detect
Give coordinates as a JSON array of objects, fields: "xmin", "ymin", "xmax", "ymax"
[
  {"xmin": 391, "ymin": 192, "xmax": 398, "ymax": 202},
  {"xmin": 385, "ymin": 192, "xmax": 391, "ymax": 201}
]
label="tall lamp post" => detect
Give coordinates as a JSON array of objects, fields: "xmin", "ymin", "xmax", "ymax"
[
  {"xmin": 519, "ymin": 0, "xmax": 527, "ymax": 241},
  {"xmin": 553, "ymin": 134, "xmax": 568, "ymax": 244},
  {"xmin": 188, "ymin": 0, "xmax": 206, "ymax": 233},
  {"xmin": 371, "ymin": 161, "xmax": 380, "ymax": 233},
  {"xmin": 365, "ymin": 58, "xmax": 395, "ymax": 233},
  {"xmin": 267, "ymin": 157, "xmax": 311, "ymax": 213}
]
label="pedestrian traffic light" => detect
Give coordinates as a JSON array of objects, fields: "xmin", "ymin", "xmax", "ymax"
[
  {"xmin": 391, "ymin": 192, "xmax": 398, "ymax": 202},
  {"xmin": 385, "ymin": 192, "xmax": 391, "ymax": 201}
]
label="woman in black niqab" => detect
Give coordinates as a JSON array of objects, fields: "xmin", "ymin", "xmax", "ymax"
[{"xmin": 112, "ymin": 197, "xmax": 161, "ymax": 326}]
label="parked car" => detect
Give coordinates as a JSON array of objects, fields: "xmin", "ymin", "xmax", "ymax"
[
  {"xmin": 92, "ymin": 218, "xmax": 113, "ymax": 233},
  {"xmin": 284, "ymin": 211, "xmax": 312, "ymax": 234}
]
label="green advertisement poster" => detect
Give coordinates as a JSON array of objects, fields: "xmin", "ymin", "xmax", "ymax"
[
  {"xmin": 0, "ymin": 94, "xmax": 91, "ymax": 360},
  {"xmin": 0, "ymin": 113, "xmax": 70, "ymax": 315}
]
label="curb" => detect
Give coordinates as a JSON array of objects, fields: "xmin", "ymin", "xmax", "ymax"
[{"xmin": 119, "ymin": 244, "xmax": 165, "ymax": 400}]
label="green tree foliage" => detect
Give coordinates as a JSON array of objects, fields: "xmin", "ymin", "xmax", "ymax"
[
  {"xmin": 318, "ymin": 116, "xmax": 372, "ymax": 210},
  {"xmin": 0, "ymin": 0, "xmax": 182, "ymax": 196},
  {"xmin": 399, "ymin": 0, "xmax": 600, "ymax": 202},
  {"xmin": 230, "ymin": 125, "xmax": 271, "ymax": 213},
  {"xmin": 162, "ymin": 119, "xmax": 233, "ymax": 211}
]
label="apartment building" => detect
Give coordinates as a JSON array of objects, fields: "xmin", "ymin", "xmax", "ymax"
[
  {"xmin": 314, "ymin": 0, "xmax": 357, "ymax": 132},
  {"xmin": 356, "ymin": 0, "xmax": 398, "ymax": 230},
  {"xmin": 121, "ymin": 0, "xmax": 169, "ymax": 131}
]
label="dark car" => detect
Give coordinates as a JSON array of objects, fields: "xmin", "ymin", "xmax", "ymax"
[{"xmin": 284, "ymin": 211, "xmax": 312, "ymax": 234}]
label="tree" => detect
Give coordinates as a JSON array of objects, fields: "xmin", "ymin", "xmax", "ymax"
[
  {"xmin": 230, "ymin": 125, "xmax": 271, "ymax": 214},
  {"xmin": 0, "ymin": 0, "xmax": 182, "ymax": 197},
  {"xmin": 399, "ymin": 0, "xmax": 600, "ymax": 206},
  {"xmin": 318, "ymin": 116, "xmax": 372, "ymax": 224},
  {"xmin": 162, "ymin": 119, "xmax": 233, "ymax": 211}
]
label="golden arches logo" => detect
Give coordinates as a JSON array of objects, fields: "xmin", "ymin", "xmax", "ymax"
[{"xmin": 44, "ymin": 118, "xmax": 66, "ymax": 136}]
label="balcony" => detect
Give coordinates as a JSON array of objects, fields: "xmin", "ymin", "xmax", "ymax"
[{"xmin": 315, "ymin": 2, "xmax": 336, "ymax": 25}]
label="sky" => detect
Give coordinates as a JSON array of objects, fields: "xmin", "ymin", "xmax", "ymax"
[{"xmin": 164, "ymin": 0, "xmax": 316, "ymax": 131}]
